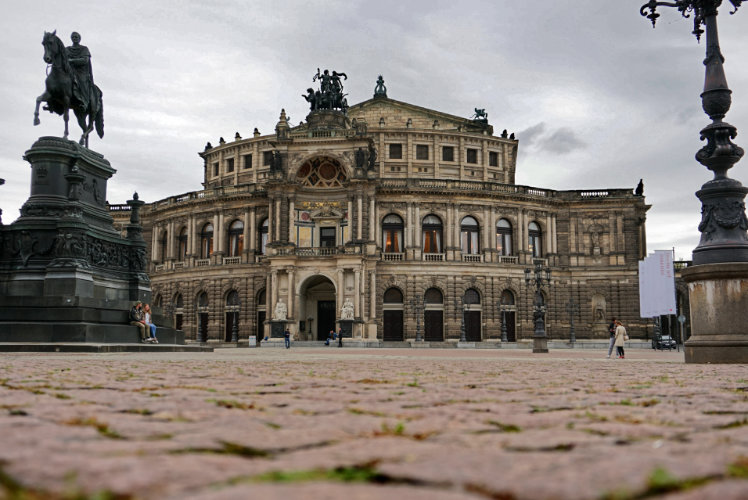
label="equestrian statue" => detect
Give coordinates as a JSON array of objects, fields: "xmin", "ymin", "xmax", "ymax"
[{"xmin": 33, "ymin": 31, "xmax": 104, "ymax": 148}]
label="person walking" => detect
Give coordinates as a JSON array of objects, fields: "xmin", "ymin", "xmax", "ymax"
[
  {"xmin": 606, "ymin": 317, "xmax": 617, "ymax": 358},
  {"xmin": 284, "ymin": 328, "xmax": 291, "ymax": 349},
  {"xmin": 338, "ymin": 327, "xmax": 343, "ymax": 348},
  {"xmin": 614, "ymin": 320, "xmax": 627, "ymax": 359}
]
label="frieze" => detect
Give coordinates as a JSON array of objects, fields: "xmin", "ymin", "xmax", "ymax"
[{"xmin": 298, "ymin": 201, "xmax": 345, "ymax": 211}]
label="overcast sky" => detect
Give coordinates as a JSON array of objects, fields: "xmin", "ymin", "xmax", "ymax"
[{"xmin": 2, "ymin": 0, "xmax": 747, "ymax": 259}]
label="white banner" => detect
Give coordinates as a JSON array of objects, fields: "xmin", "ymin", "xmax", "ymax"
[{"xmin": 639, "ymin": 250, "xmax": 676, "ymax": 318}]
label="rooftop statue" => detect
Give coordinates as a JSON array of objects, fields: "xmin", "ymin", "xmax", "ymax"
[
  {"xmin": 304, "ymin": 68, "xmax": 348, "ymax": 113},
  {"xmin": 374, "ymin": 75, "xmax": 387, "ymax": 98},
  {"xmin": 33, "ymin": 31, "xmax": 104, "ymax": 147},
  {"xmin": 471, "ymin": 108, "xmax": 488, "ymax": 122}
]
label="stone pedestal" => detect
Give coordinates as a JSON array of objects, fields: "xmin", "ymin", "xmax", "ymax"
[
  {"xmin": 269, "ymin": 320, "xmax": 287, "ymax": 339},
  {"xmin": 0, "ymin": 137, "xmax": 165, "ymax": 343},
  {"xmin": 338, "ymin": 319, "xmax": 353, "ymax": 338},
  {"xmin": 682, "ymin": 263, "xmax": 748, "ymax": 363}
]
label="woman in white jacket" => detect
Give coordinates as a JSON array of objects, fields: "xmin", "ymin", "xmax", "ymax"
[
  {"xmin": 614, "ymin": 320, "xmax": 626, "ymax": 359},
  {"xmin": 143, "ymin": 304, "xmax": 158, "ymax": 343}
]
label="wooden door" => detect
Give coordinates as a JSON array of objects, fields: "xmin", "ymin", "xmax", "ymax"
[
  {"xmin": 383, "ymin": 310, "xmax": 403, "ymax": 341},
  {"xmin": 465, "ymin": 311, "xmax": 481, "ymax": 342},
  {"xmin": 424, "ymin": 310, "xmax": 443, "ymax": 341},
  {"xmin": 506, "ymin": 311, "xmax": 516, "ymax": 342},
  {"xmin": 199, "ymin": 312, "xmax": 209, "ymax": 341}
]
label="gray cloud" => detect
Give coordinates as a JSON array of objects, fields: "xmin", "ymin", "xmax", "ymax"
[{"xmin": 1, "ymin": 0, "xmax": 747, "ymax": 259}]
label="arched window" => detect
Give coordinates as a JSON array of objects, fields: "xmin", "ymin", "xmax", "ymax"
[
  {"xmin": 258, "ymin": 218, "xmax": 269, "ymax": 255},
  {"xmin": 154, "ymin": 294, "xmax": 163, "ymax": 307},
  {"xmin": 257, "ymin": 289, "xmax": 266, "ymax": 305},
  {"xmin": 159, "ymin": 230, "xmax": 168, "ymax": 261},
  {"xmin": 198, "ymin": 292, "xmax": 209, "ymax": 308},
  {"xmin": 382, "ymin": 214, "xmax": 403, "ymax": 253},
  {"xmin": 296, "ymin": 157, "xmax": 348, "ymax": 188},
  {"xmin": 422, "ymin": 215, "xmax": 443, "ymax": 254},
  {"xmin": 496, "ymin": 219, "xmax": 513, "ymax": 256},
  {"xmin": 177, "ymin": 227, "xmax": 188, "ymax": 261},
  {"xmin": 460, "ymin": 216, "xmax": 480, "ymax": 255},
  {"xmin": 228, "ymin": 220, "xmax": 244, "ymax": 257},
  {"xmin": 500, "ymin": 289, "xmax": 515, "ymax": 306},
  {"xmin": 200, "ymin": 223, "xmax": 214, "ymax": 259},
  {"xmin": 464, "ymin": 288, "xmax": 481, "ymax": 304},
  {"xmin": 424, "ymin": 288, "xmax": 443, "ymax": 304},
  {"xmin": 383, "ymin": 288, "xmax": 404, "ymax": 304},
  {"xmin": 173, "ymin": 292, "xmax": 184, "ymax": 331},
  {"xmin": 528, "ymin": 222, "xmax": 542, "ymax": 258},
  {"xmin": 174, "ymin": 293, "xmax": 184, "ymax": 309}
]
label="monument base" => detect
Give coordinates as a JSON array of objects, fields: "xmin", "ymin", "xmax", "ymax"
[
  {"xmin": 0, "ymin": 138, "xmax": 161, "ymax": 344},
  {"xmin": 682, "ymin": 262, "xmax": 748, "ymax": 363}
]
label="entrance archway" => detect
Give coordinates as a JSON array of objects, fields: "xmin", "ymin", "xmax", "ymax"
[{"xmin": 298, "ymin": 275, "xmax": 337, "ymax": 341}]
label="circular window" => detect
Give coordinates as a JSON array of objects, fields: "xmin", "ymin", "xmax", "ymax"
[{"xmin": 319, "ymin": 162, "xmax": 336, "ymax": 180}]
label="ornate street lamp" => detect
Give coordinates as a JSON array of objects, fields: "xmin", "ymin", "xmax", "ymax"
[
  {"xmin": 640, "ymin": 0, "xmax": 747, "ymax": 264},
  {"xmin": 459, "ymin": 296, "xmax": 467, "ymax": 343},
  {"xmin": 565, "ymin": 297, "xmax": 580, "ymax": 346},
  {"xmin": 640, "ymin": 1, "xmax": 748, "ymax": 364},
  {"xmin": 524, "ymin": 263, "xmax": 551, "ymax": 353}
]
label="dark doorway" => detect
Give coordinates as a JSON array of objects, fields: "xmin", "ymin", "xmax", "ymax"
[
  {"xmin": 383, "ymin": 310, "xmax": 404, "ymax": 341},
  {"xmin": 424, "ymin": 310, "xmax": 443, "ymax": 341},
  {"xmin": 199, "ymin": 312, "xmax": 209, "ymax": 341},
  {"xmin": 465, "ymin": 311, "xmax": 481, "ymax": 342},
  {"xmin": 317, "ymin": 300, "xmax": 336, "ymax": 340},
  {"xmin": 505, "ymin": 311, "xmax": 516, "ymax": 342},
  {"xmin": 256, "ymin": 310, "xmax": 266, "ymax": 341},
  {"xmin": 175, "ymin": 314, "xmax": 183, "ymax": 331}
]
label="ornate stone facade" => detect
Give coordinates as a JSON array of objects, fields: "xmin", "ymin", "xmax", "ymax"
[{"xmin": 110, "ymin": 80, "xmax": 650, "ymax": 343}]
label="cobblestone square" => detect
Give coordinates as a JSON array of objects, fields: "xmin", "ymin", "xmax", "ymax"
[{"xmin": 0, "ymin": 348, "xmax": 746, "ymax": 499}]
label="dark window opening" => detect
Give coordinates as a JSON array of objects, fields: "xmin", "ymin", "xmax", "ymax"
[
  {"xmin": 489, "ymin": 151, "xmax": 499, "ymax": 167},
  {"xmin": 442, "ymin": 146, "xmax": 454, "ymax": 162},
  {"xmin": 416, "ymin": 145, "xmax": 429, "ymax": 160},
  {"xmin": 466, "ymin": 148, "xmax": 478, "ymax": 164},
  {"xmin": 389, "ymin": 143, "xmax": 402, "ymax": 160}
]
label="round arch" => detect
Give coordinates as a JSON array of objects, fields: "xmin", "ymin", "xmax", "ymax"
[{"xmin": 297, "ymin": 274, "xmax": 338, "ymax": 341}]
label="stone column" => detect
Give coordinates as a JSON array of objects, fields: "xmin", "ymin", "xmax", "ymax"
[
  {"xmin": 288, "ymin": 198, "xmax": 295, "ymax": 243},
  {"xmin": 249, "ymin": 207, "xmax": 257, "ymax": 255},
  {"xmin": 217, "ymin": 211, "xmax": 225, "ymax": 255},
  {"xmin": 357, "ymin": 194, "xmax": 363, "ymax": 240},
  {"xmin": 190, "ymin": 216, "xmax": 198, "ymax": 257},
  {"xmin": 151, "ymin": 225, "xmax": 159, "ymax": 262},
  {"xmin": 212, "ymin": 213, "xmax": 219, "ymax": 258},
  {"xmin": 545, "ymin": 214, "xmax": 552, "ymax": 258},
  {"xmin": 275, "ymin": 198, "xmax": 281, "ymax": 242},
  {"xmin": 287, "ymin": 269, "xmax": 295, "ymax": 321},
  {"xmin": 271, "ymin": 270, "xmax": 278, "ymax": 314},
  {"xmin": 336, "ymin": 269, "xmax": 344, "ymax": 321},
  {"xmin": 243, "ymin": 209, "xmax": 250, "ymax": 261},
  {"xmin": 354, "ymin": 269, "xmax": 361, "ymax": 319},
  {"xmin": 267, "ymin": 198, "xmax": 273, "ymax": 244},
  {"xmin": 369, "ymin": 197, "xmax": 375, "ymax": 241},
  {"xmin": 414, "ymin": 205, "xmax": 421, "ymax": 256},
  {"xmin": 347, "ymin": 198, "xmax": 354, "ymax": 243},
  {"xmin": 552, "ymin": 214, "xmax": 558, "ymax": 254}
]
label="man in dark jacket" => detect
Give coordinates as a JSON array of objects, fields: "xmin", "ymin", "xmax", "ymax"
[
  {"xmin": 129, "ymin": 301, "xmax": 149, "ymax": 343},
  {"xmin": 606, "ymin": 317, "xmax": 616, "ymax": 358}
]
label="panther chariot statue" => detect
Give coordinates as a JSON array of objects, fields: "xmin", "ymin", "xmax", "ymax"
[
  {"xmin": 33, "ymin": 31, "xmax": 104, "ymax": 148},
  {"xmin": 302, "ymin": 68, "xmax": 348, "ymax": 113}
]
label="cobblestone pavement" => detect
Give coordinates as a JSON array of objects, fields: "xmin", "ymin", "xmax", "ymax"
[{"xmin": 0, "ymin": 348, "xmax": 746, "ymax": 499}]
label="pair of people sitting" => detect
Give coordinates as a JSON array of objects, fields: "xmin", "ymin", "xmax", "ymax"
[{"xmin": 128, "ymin": 301, "xmax": 159, "ymax": 343}]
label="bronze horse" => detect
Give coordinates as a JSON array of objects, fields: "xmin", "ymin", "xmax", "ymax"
[{"xmin": 33, "ymin": 31, "xmax": 103, "ymax": 147}]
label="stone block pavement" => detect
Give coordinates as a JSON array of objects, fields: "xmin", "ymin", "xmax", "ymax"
[{"xmin": 0, "ymin": 348, "xmax": 746, "ymax": 499}]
